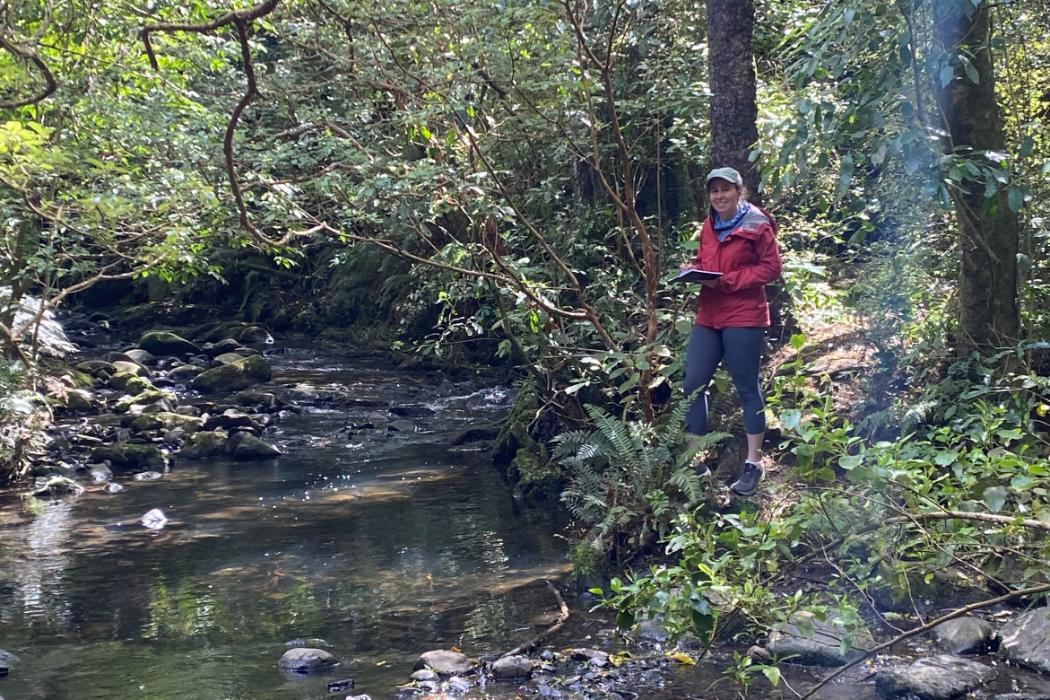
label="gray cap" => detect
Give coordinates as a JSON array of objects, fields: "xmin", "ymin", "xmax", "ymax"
[{"xmin": 706, "ymin": 167, "xmax": 743, "ymax": 186}]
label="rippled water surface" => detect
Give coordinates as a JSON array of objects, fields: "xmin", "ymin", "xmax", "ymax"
[{"xmin": 0, "ymin": 347, "xmax": 568, "ymax": 699}]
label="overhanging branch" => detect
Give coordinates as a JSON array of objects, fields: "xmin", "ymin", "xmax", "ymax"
[{"xmin": 0, "ymin": 32, "xmax": 57, "ymax": 107}]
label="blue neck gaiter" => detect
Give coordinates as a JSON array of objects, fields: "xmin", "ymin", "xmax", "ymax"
[{"xmin": 713, "ymin": 202, "xmax": 750, "ymax": 241}]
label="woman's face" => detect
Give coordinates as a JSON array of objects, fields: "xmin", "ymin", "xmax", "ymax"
[{"xmin": 708, "ymin": 179, "xmax": 740, "ymax": 219}]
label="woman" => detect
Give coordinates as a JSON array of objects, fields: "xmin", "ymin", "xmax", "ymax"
[{"xmin": 683, "ymin": 166, "xmax": 782, "ymax": 495}]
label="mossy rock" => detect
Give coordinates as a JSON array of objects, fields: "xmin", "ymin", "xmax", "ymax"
[
  {"xmin": 179, "ymin": 430, "xmax": 229, "ymax": 459},
  {"xmin": 109, "ymin": 372, "xmax": 153, "ymax": 393},
  {"xmin": 191, "ymin": 321, "xmax": 254, "ymax": 344},
  {"xmin": 138, "ymin": 331, "xmax": 200, "ymax": 356},
  {"xmin": 115, "ymin": 388, "xmax": 177, "ymax": 413},
  {"xmin": 213, "ymin": 352, "xmax": 250, "ymax": 365},
  {"xmin": 130, "ymin": 412, "xmax": 203, "ymax": 434},
  {"xmin": 191, "ymin": 355, "xmax": 272, "ymax": 393},
  {"xmin": 91, "ymin": 442, "xmax": 165, "ymax": 469},
  {"xmin": 60, "ymin": 388, "xmax": 95, "ymax": 411}
]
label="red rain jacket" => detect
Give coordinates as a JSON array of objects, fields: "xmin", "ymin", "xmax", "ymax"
[{"xmin": 690, "ymin": 205, "xmax": 782, "ymax": 329}]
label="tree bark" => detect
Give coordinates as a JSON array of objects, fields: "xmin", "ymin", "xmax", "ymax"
[
  {"xmin": 706, "ymin": 0, "xmax": 760, "ymax": 204},
  {"xmin": 933, "ymin": 0, "xmax": 1020, "ymax": 354}
]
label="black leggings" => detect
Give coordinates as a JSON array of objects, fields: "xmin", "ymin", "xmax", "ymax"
[{"xmin": 683, "ymin": 325, "xmax": 766, "ymax": 435}]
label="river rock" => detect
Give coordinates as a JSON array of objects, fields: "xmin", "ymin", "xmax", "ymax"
[
  {"xmin": 33, "ymin": 476, "xmax": 85, "ymax": 498},
  {"xmin": 133, "ymin": 471, "xmax": 163, "ymax": 481},
  {"xmin": 569, "ymin": 648, "xmax": 609, "ymax": 667},
  {"xmin": 179, "ymin": 430, "xmax": 229, "ymax": 459},
  {"xmin": 345, "ymin": 695, "xmax": 372, "ymax": 700},
  {"xmin": 109, "ymin": 371, "xmax": 152, "ymax": 392},
  {"xmin": 112, "ymin": 359, "xmax": 149, "ymax": 377},
  {"xmin": 76, "ymin": 359, "xmax": 115, "ymax": 376},
  {"xmin": 114, "ymin": 388, "xmax": 177, "ymax": 414},
  {"xmin": 931, "ymin": 616, "xmax": 997, "ymax": 655},
  {"xmin": 1000, "ymin": 607, "xmax": 1050, "ymax": 673},
  {"xmin": 765, "ymin": 611, "xmax": 875, "ymax": 666},
  {"xmin": 232, "ymin": 389, "xmax": 279, "ymax": 410},
  {"xmin": 0, "ymin": 648, "xmax": 16, "ymax": 676},
  {"xmin": 492, "ymin": 655, "xmax": 534, "ymax": 680},
  {"xmin": 410, "ymin": 669, "xmax": 438, "ymax": 681},
  {"xmin": 191, "ymin": 355, "xmax": 271, "ymax": 393},
  {"xmin": 875, "ymin": 654, "xmax": 997, "ymax": 699},
  {"xmin": 278, "ymin": 647, "xmax": 339, "ymax": 674},
  {"xmin": 326, "ymin": 678, "xmax": 355, "ymax": 693},
  {"xmin": 227, "ymin": 432, "xmax": 281, "ymax": 460},
  {"xmin": 124, "ymin": 348, "xmax": 156, "ymax": 366},
  {"xmin": 91, "ymin": 442, "xmax": 164, "ymax": 469},
  {"xmin": 105, "ymin": 482, "xmax": 123, "ymax": 493},
  {"xmin": 387, "ymin": 419, "xmax": 417, "ymax": 433},
  {"xmin": 61, "ymin": 388, "xmax": 95, "ymax": 411},
  {"xmin": 88, "ymin": 464, "xmax": 113, "ymax": 483},
  {"xmin": 214, "ymin": 351, "xmax": 250, "ymax": 365},
  {"xmin": 140, "ymin": 508, "xmax": 168, "ymax": 529},
  {"xmin": 414, "ymin": 650, "xmax": 474, "ymax": 676},
  {"xmin": 204, "ymin": 409, "xmax": 261, "ymax": 431},
  {"xmin": 138, "ymin": 331, "xmax": 200, "ymax": 356},
  {"xmin": 167, "ymin": 364, "xmax": 206, "ymax": 381},
  {"xmin": 203, "ymin": 338, "xmax": 243, "ymax": 356},
  {"xmin": 131, "ymin": 412, "xmax": 204, "ymax": 434},
  {"xmin": 238, "ymin": 325, "xmax": 272, "ymax": 344}
]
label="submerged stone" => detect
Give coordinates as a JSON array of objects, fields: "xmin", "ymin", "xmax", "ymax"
[
  {"xmin": 766, "ymin": 611, "xmax": 875, "ymax": 666},
  {"xmin": 875, "ymin": 654, "xmax": 996, "ymax": 699},
  {"xmin": 278, "ymin": 647, "xmax": 338, "ymax": 674},
  {"xmin": 91, "ymin": 442, "xmax": 164, "ymax": 469},
  {"xmin": 179, "ymin": 430, "xmax": 228, "ymax": 459},
  {"xmin": 492, "ymin": 655, "xmax": 535, "ymax": 680},
  {"xmin": 227, "ymin": 432, "xmax": 281, "ymax": 460},
  {"xmin": 414, "ymin": 649, "xmax": 474, "ymax": 676}
]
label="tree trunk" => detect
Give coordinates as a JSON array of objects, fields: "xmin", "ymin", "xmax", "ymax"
[
  {"xmin": 706, "ymin": 0, "xmax": 760, "ymax": 203},
  {"xmin": 933, "ymin": 0, "xmax": 1020, "ymax": 354}
]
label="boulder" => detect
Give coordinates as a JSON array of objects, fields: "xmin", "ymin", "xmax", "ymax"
[
  {"xmin": 931, "ymin": 616, "xmax": 997, "ymax": 655},
  {"xmin": 766, "ymin": 611, "xmax": 875, "ymax": 666},
  {"xmin": 227, "ymin": 432, "xmax": 281, "ymax": 460},
  {"xmin": 410, "ymin": 669, "xmax": 438, "ymax": 681},
  {"xmin": 88, "ymin": 464, "xmax": 113, "ymax": 483},
  {"xmin": 875, "ymin": 654, "xmax": 996, "ymax": 699},
  {"xmin": 491, "ymin": 655, "xmax": 534, "ymax": 680},
  {"xmin": 112, "ymin": 360, "xmax": 149, "ymax": 377},
  {"xmin": 138, "ymin": 331, "xmax": 200, "ymax": 356},
  {"xmin": 191, "ymin": 355, "xmax": 271, "ymax": 393},
  {"xmin": 91, "ymin": 442, "xmax": 165, "ymax": 469},
  {"xmin": 33, "ymin": 476, "xmax": 85, "ymax": 498},
  {"xmin": 133, "ymin": 471, "xmax": 163, "ymax": 481},
  {"xmin": 278, "ymin": 648, "xmax": 339, "ymax": 674},
  {"xmin": 414, "ymin": 650, "xmax": 474, "ymax": 676},
  {"xmin": 1000, "ymin": 607, "xmax": 1050, "ymax": 674},
  {"xmin": 179, "ymin": 430, "xmax": 229, "ymax": 460}
]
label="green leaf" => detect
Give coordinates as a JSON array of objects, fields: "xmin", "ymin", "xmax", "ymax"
[
  {"xmin": 939, "ymin": 63, "xmax": 955, "ymax": 87},
  {"xmin": 983, "ymin": 486, "xmax": 1007, "ymax": 513},
  {"xmin": 1007, "ymin": 187, "xmax": 1024, "ymax": 212},
  {"xmin": 838, "ymin": 454, "xmax": 863, "ymax": 470},
  {"xmin": 934, "ymin": 450, "xmax": 957, "ymax": 467},
  {"xmin": 762, "ymin": 666, "xmax": 782, "ymax": 686},
  {"xmin": 781, "ymin": 409, "xmax": 802, "ymax": 432}
]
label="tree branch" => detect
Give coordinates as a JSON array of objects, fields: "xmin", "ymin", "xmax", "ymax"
[{"xmin": 0, "ymin": 32, "xmax": 57, "ymax": 107}]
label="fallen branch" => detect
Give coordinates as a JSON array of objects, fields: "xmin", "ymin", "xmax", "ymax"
[
  {"xmin": 499, "ymin": 580, "xmax": 570, "ymax": 659},
  {"xmin": 799, "ymin": 581, "xmax": 1050, "ymax": 699}
]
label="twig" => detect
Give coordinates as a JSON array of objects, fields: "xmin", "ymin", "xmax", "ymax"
[
  {"xmin": 499, "ymin": 580, "xmax": 570, "ymax": 659},
  {"xmin": 799, "ymin": 582, "xmax": 1050, "ymax": 699}
]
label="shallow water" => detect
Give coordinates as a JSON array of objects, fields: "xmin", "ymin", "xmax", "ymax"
[{"xmin": 0, "ymin": 347, "xmax": 569, "ymax": 698}]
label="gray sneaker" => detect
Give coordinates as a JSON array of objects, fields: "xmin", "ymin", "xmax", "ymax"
[{"xmin": 730, "ymin": 461, "xmax": 764, "ymax": 495}]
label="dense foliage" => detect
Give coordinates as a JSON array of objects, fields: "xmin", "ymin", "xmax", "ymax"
[{"xmin": 3, "ymin": 0, "xmax": 1050, "ymax": 691}]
